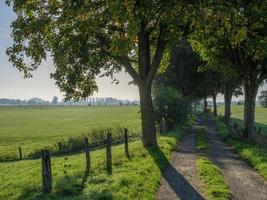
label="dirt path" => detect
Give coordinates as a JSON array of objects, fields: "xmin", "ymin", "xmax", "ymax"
[
  {"xmin": 156, "ymin": 126, "xmax": 205, "ymax": 200},
  {"xmin": 203, "ymin": 118, "xmax": 267, "ymax": 200}
]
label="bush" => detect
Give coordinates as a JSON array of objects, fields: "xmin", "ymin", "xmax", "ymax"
[{"xmin": 153, "ymin": 83, "xmax": 191, "ymax": 129}]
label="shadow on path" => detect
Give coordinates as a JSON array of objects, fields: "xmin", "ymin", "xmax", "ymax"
[{"xmin": 148, "ymin": 145, "xmax": 204, "ymax": 200}]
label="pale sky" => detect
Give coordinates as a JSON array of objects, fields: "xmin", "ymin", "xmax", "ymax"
[
  {"xmin": 0, "ymin": 1, "xmax": 139, "ymax": 101},
  {"xmin": 0, "ymin": 2, "xmax": 266, "ymax": 102}
]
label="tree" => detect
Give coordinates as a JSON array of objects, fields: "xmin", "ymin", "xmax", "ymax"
[
  {"xmin": 259, "ymin": 90, "xmax": 267, "ymax": 108},
  {"xmin": 157, "ymin": 38, "xmax": 222, "ymax": 115},
  {"xmin": 221, "ymin": 75, "xmax": 242, "ymax": 125},
  {"xmin": 51, "ymin": 96, "xmax": 58, "ymax": 105},
  {"xmin": 190, "ymin": 1, "xmax": 267, "ymax": 137},
  {"xmin": 6, "ymin": 1, "xmax": 194, "ymax": 147}
]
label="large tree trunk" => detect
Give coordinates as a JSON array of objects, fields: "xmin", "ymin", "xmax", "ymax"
[
  {"xmin": 203, "ymin": 97, "xmax": 208, "ymax": 113},
  {"xmin": 139, "ymin": 83, "xmax": 157, "ymax": 147},
  {"xmin": 243, "ymin": 75, "xmax": 259, "ymax": 139},
  {"xmin": 212, "ymin": 92, "xmax": 217, "ymax": 116},
  {"xmin": 224, "ymin": 84, "xmax": 233, "ymax": 126}
]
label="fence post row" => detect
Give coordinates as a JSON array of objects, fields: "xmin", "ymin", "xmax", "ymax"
[
  {"xmin": 84, "ymin": 137, "xmax": 90, "ymax": 176},
  {"xmin": 124, "ymin": 128, "xmax": 129, "ymax": 157},
  {"xmin": 41, "ymin": 149, "xmax": 52, "ymax": 194},
  {"xmin": 18, "ymin": 146, "xmax": 22, "ymax": 160},
  {"xmin": 106, "ymin": 132, "xmax": 112, "ymax": 174}
]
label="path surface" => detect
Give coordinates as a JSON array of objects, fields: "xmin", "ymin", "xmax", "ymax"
[
  {"xmin": 156, "ymin": 118, "xmax": 267, "ymax": 200},
  {"xmin": 202, "ymin": 118, "xmax": 267, "ymax": 200},
  {"xmin": 156, "ymin": 126, "xmax": 205, "ymax": 200}
]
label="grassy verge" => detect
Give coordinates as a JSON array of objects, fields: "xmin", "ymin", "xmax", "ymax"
[
  {"xmin": 0, "ymin": 119, "xmax": 194, "ymax": 200},
  {"xmin": 214, "ymin": 117, "xmax": 267, "ymax": 181},
  {"xmin": 195, "ymin": 126, "xmax": 231, "ymax": 200},
  {"xmin": 196, "ymin": 126, "xmax": 208, "ymax": 151}
]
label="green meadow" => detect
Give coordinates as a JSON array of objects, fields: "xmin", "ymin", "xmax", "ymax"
[
  {"xmin": 217, "ymin": 105, "xmax": 267, "ymax": 135},
  {"xmin": 0, "ymin": 106, "xmax": 141, "ymax": 155},
  {"xmin": 0, "ymin": 127, "xmax": 190, "ymax": 200}
]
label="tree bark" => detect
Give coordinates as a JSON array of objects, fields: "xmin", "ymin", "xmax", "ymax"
[
  {"xmin": 203, "ymin": 97, "xmax": 208, "ymax": 113},
  {"xmin": 224, "ymin": 84, "xmax": 233, "ymax": 126},
  {"xmin": 243, "ymin": 75, "xmax": 259, "ymax": 139},
  {"xmin": 212, "ymin": 92, "xmax": 217, "ymax": 116},
  {"xmin": 120, "ymin": 23, "xmax": 166, "ymax": 147},
  {"xmin": 139, "ymin": 83, "xmax": 157, "ymax": 147}
]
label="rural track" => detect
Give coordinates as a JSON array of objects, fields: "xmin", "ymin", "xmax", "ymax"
[
  {"xmin": 156, "ymin": 125, "xmax": 205, "ymax": 200},
  {"xmin": 201, "ymin": 117, "xmax": 267, "ymax": 200}
]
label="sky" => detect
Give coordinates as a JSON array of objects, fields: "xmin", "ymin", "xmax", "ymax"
[
  {"xmin": 0, "ymin": 2, "xmax": 266, "ymax": 102},
  {"xmin": 0, "ymin": 1, "xmax": 139, "ymax": 101}
]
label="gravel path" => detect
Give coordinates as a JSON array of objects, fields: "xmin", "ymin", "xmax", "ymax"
[
  {"xmin": 156, "ymin": 126, "xmax": 205, "ymax": 200},
  {"xmin": 203, "ymin": 118, "xmax": 267, "ymax": 200}
]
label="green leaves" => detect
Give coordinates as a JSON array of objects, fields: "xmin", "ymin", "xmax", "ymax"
[{"xmin": 7, "ymin": 0, "xmax": 192, "ymax": 101}]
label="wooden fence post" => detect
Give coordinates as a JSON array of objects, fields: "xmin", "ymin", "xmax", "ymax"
[
  {"xmin": 106, "ymin": 132, "xmax": 112, "ymax": 174},
  {"xmin": 41, "ymin": 150, "xmax": 52, "ymax": 193},
  {"xmin": 124, "ymin": 128, "xmax": 129, "ymax": 157},
  {"xmin": 18, "ymin": 146, "xmax": 22, "ymax": 160},
  {"xmin": 84, "ymin": 138, "xmax": 90, "ymax": 176}
]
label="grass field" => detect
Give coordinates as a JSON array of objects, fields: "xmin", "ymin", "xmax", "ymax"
[
  {"xmin": 0, "ymin": 122, "xmax": 192, "ymax": 200},
  {"xmin": 217, "ymin": 105, "xmax": 267, "ymax": 135},
  {"xmin": 0, "ymin": 106, "xmax": 140, "ymax": 155}
]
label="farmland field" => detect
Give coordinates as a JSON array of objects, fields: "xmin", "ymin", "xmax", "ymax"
[
  {"xmin": 217, "ymin": 105, "xmax": 267, "ymax": 135},
  {"xmin": 0, "ymin": 106, "xmax": 140, "ymax": 155}
]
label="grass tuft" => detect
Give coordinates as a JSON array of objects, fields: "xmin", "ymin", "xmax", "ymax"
[
  {"xmin": 196, "ymin": 126, "xmax": 208, "ymax": 150},
  {"xmin": 195, "ymin": 124, "xmax": 231, "ymax": 200},
  {"xmin": 197, "ymin": 157, "xmax": 232, "ymax": 200}
]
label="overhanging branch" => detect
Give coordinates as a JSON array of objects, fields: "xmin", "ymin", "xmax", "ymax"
[
  {"xmin": 120, "ymin": 55, "xmax": 142, "ymax": 86},
  {"xmin": 147, "ymin": 25, "xmax": 167, "ymax": 84}
]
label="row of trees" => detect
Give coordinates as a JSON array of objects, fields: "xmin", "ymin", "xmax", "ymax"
[
  {"xmin": 0, "ymin": 97, "xmax": 139, "ymax": 106},
  {"xmin": 0, "ymin": 97, "xmax": 56, "ymax": 105},
  {"xmin": 6, "ymin": 1, "xmax": 267, "ymax": 146}
]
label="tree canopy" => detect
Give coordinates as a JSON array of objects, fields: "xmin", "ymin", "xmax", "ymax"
[
  {"xmin": 6, "ymin": 0, "xmax": 196, "ymax": 146},
  {"xmin": 190, "ymin": 0, "xmax": 267, "ymax": 137}
]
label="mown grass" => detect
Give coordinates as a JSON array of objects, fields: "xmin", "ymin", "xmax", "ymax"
[
  {"xmin": 0, "ymin": 120, "xmax": 193, "ymax": 200},
  {"xmin": 0, "ymin": 106, "xmax": 141, "ymax": 155},
  {"xmin": 195, "ymin": 126, "xmax": 231, "ymax": 200},
  {"xmin": 196, "ymin": 126, "xmax": 208, "ymax": 151},
  {"xmin": 196, "ymin": 157, "xmax": 231, "ymax": 200},
  {"xmin": 214, "ymin": 117, "xmax": 267, "ymax": 181},
  {"xmin": 217, "ymin": 105, "xmax": 267, "ymax": 135}
]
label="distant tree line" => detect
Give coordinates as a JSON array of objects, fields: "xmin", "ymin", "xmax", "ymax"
[{"xmin": 0, "ymin": 97, "xmax": 139, "ymax": 106}]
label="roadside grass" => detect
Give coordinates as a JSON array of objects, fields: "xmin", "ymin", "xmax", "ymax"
[
  {"xmin": 0, "ymin": 120, "xmax": 193, "ymax": 200},
  {"xmin": 195, "ymin": 126, "xmax": 231, "ymax": 200},
  {"xmin": 214, "ymin": 117, "xmax": 267, "ymax": 181},
  {"xmin": 196, "ymin": 126, "xmax": 208, "ymax": 150},
  {"xmin": 196, "ymin": 157, "xmax": 231, "ymax": 200}
]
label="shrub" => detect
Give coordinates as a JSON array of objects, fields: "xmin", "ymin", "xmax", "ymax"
[{"xmin": 153, "ymin": 83, "xmax": 191, "ymax": 129}]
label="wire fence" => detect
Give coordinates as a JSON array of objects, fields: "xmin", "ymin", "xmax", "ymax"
[{"xmin": 0, "ymin": 128, "xmax": 141, "ymax": 162}]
